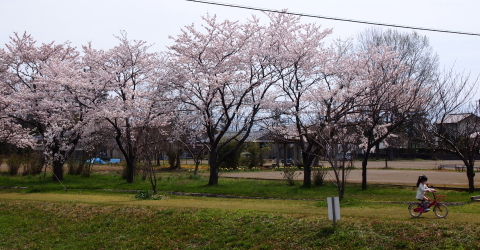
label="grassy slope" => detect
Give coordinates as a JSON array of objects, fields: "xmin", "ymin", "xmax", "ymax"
[
  {"xmin": 0, "ymin": 196, "xmax": 479, "ymax": 249},
  {"xmin": 1, "ymin": 172, "xmax": 480, "ymax": 249}
]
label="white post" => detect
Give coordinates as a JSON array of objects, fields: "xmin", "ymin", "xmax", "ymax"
[{"xmin": 327, "ymin": 197, "xmax": 340, "ymax": 229}]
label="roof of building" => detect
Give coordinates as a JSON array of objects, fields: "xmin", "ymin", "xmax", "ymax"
[{"xmin": 435, "ymin": 113, "xmax": 475, "ymax": 124}]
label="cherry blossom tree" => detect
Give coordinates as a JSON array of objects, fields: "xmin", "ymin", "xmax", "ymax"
[
  {"xmin": 168, "ymin": 15, "xmax": 278, "ymax": 185},
  {"xmin": 0, "ymin": 32, "xmax": 85, "ymax": 180},
  {"xmin": 82, "ymin": 32, "xmax": 172, "ymax": 183},
  {"xmin": 306, "ymin": 40, "xmax": 363, "ymax": 198},
  {"xmin": 266, "ymin": 13, "xmax": 333, "ymax": 187},
  {"xmin": 170, "ymin": 108, "xmax": 209, "ymax": 176},
  {"xmin": 355, "ymin": 29, "xmax": 437, "ymax": 190}
]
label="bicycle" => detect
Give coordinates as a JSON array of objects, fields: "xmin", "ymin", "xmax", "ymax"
[{"xmin": 408, "ymin": 191, "xmax": 448, "ymax": 218}]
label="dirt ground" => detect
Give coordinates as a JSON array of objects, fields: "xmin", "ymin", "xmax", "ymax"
[
  {"xmin": 221, "ymin": 160, "xmax": 479, "ymax": 187},
  {"xmin": 219, "ymin": 169, "xmax": 478, "ymax": 187}
]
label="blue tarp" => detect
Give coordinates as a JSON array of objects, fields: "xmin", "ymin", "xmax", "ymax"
[{"xmin": 86, "ymin": 158, "xmax": 105, "ymax": 164}]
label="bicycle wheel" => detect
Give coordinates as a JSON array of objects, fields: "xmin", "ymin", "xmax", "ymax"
[
  {"xmin": 408, "ymin": 203, "xmax": 423, "ymax": 217},
  {"xmin": 434, "ymin": 203, "xmax": 448, "ymax": 218}
]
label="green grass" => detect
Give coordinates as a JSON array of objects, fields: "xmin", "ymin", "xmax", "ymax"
[
  {"xmin": 1, "ymin": 170, "xmax": 480, "ymax": 249},
  {"xmin": 0, "ymin": 199, "xmax": 479, "ymax": 249},
  {"xmin": 0, "ymin": 172, "xmax": 478, "ymax": 203}
]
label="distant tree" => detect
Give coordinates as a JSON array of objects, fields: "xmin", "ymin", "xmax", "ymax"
[
  {"xmin": 241, "ymin": 142, "xmax": 270, "ymax": 169},
  {"xmin": 422, "ymin": 69, "xmax": 479, "ymax": 193},
  {"xmin": 355, "ymin": 28, "xmax": 438, "ymax": 190},
  {"xmin": 218, "ymin": 138, "xmax": 245, "ymax": 170}
]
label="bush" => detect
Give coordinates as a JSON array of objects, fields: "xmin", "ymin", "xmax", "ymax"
[
  {"xmin": 6, "ymin": 155, "xmax": 22, "ymax": 176},
  {"xmin": 67, "ymin": 157, "xmax": 84, "ymax": 175},
  {"xmin": 135, "ymin": 190, "xmax": 153, "ymax": 199},
  {"xmin": 218, "ymin": 139, "xmax": 245, "ymax": 170},
  {"xmin": 312, "ymin": 166, "xmax": 328, "ymax": 186},
  {"xmin": 135, "ymin": 190, "xmax": 162, "ymax": 200},
  {"xmin": 282, "ymin": 166, "xmax": 300, "ymax": 186},
  {"xmin": 239, "ymin": 143, "xmax": 270, "ymax": 169},
  {"xmin": 22, "ymin": 153, "xmax": 43, "ymax": 176}
]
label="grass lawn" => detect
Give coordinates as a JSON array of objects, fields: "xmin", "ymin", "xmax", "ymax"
[
  {"xmin": 1, "ymin": 171, "xmax": 480, "ymax": 249},
  {"xmin": 0, "ymin": 171, "xmax": 477, "ymax": 202}
]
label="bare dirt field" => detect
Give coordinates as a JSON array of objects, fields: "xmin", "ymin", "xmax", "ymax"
[
  {"xmin": 316, "ymin": 160, "xmax": 470, "ymax": 170},
  {"xmin": 219, "ymin": 169, "xmax": 478, "ymax": 187}
]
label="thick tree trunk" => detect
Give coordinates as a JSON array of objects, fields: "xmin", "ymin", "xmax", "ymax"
[
  {"xmin": 208, "ymin": 151, "xmax": 219, "ymax": 185},
  {"xmin": 125, "ymin": 158, "xmax": 135, "ymax": 183},
  {"xmin": 175, "ymin": 152, "xmax": 181, "ymax": 170},
  {"xmin": 52, "ymin": 160, "xmax": 64, "ymax": 181},
  {"xmin": 302, "ymin": 153, "xmax": 312, "ymax": 187}
]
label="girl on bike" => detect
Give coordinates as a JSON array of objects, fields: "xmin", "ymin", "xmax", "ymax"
[{"xmin": 416, "ymin": 175, "xmax": 435, "ymax": 211}]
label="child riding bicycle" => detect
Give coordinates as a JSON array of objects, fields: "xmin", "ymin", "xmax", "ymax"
[{"xmin": 416, "ymin": 175, "xmax": 435, "ymax": 211}]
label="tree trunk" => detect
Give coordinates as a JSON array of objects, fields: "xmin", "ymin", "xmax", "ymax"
[
  {"xmin": 125, "ymin": 158, "xmax": 135, "ymax": 183},
  {"xmin": 302, "ymin": 153, "xmax": 312, "ymax": 187},
  {"xmin": 208, "ymin": 151, "xmax": 219, "ymax": 185},
  {"xmin": 175, "ymin": 152, "xmax": 181, "ymax": 170},
  {"xmin": 52, "ymin": 160, "xmax": 64, "ymax": 181},
  {"xmin": 362, "ymin": 149, "xmax": 371, "ymax": 190},
  {"xmin": 466, "ymin": 163, "xmax": 476, "ymax": 193},
  {"xmin": 149, "ymin": 164, "xmax": 157, "ymax": 195},
  {"xmin": 194, "ymin": 160, "xmax": 200, "ymax": 176}
]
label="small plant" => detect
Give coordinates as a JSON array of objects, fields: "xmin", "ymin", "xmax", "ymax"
[
  {"xmin": 6, "ymin": 155, "xmax": 22, "ymax": 176},
  {"xmin": 282, "ymin": 166, "xmax": 300, "ymax": 186},
  {"xmin": 134, "ymin": 190, "xmax": 162, "ymax": 200},
  {"xmin": 135, "ymin": 190, "xmax": 153, "ymax": 199},
  {"xmin": 312, "ymin": 166, "xmax": 328, "ymax": 186},
  {"xmin": 189, "ymin": 174, "xmax": 202, "ymax": 180}
]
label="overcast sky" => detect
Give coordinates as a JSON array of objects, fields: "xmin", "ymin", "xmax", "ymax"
[{"xmin": 1, "ymin": 0, "xmax": 479, "ymax": 100}]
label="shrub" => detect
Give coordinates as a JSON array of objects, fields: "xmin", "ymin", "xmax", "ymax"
[
  {"xmin": 135, "ymin": 190, "xmax": 162, "ymax": 200},
  {"xmin": 239, "ymin": 143, "xmax": 270, "ymax": 169},
  {"xmin": 6, "ymin": 155, "xmax": 22, "ymax": 176},
  {"xmin": 312, "ymin": 166, "xmax": 328, "ymax": 186},
  {"xmin": 135, "ymin": 190, "xmax": 153, "ymax": 199},
  {"xmin": 218, "ymin": 139, "xmax": 245, "ymax": 170},
  {"xmin": 22, "ymin": 153, "xmax": 43, "ymax": 176},
  {"xmin": 67, "ymin": 157, "xmax": 84, "ymax": 175},
  {"xmin": 282, "ymin": 166, "xmax": 300, "ymax": 186}
]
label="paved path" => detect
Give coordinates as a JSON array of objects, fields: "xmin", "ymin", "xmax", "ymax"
[{"xmin": 220, "ymin": 169, "xmax": 478, "ymax": 187}]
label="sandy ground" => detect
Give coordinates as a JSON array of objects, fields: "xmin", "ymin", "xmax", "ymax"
[
  {"xmin": 314, "ymin": 160, "xmax": 470, "ymax": 170},
  {"xmin": 219, "ymin": 169, "xmax": 478, "ymax": 187}
]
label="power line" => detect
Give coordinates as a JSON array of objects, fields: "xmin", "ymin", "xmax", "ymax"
[{"xmin": 186, "ymin": 0, "xmax": 480, "ymax": 37}]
